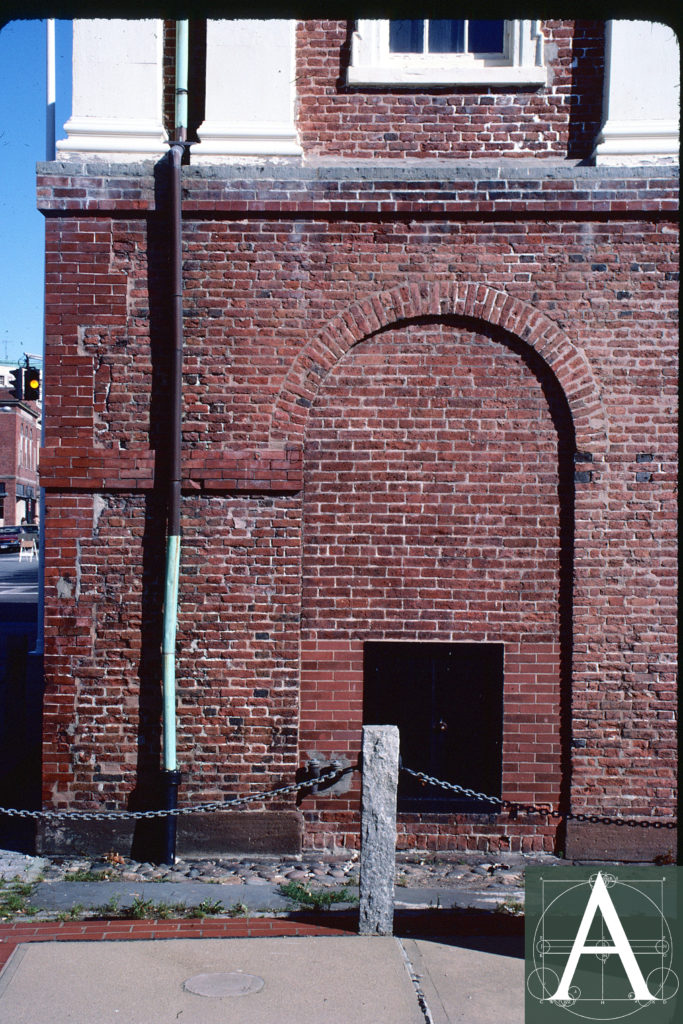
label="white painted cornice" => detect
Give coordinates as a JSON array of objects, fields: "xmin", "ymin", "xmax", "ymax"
[
  {"xmin": 57, "ymin": 117, "xmax": 168, "ymax": 158},
  {"xmin": 594, "ymin": 119, "xmax": 680, "ymax": 164},
  {"xmin": 193, "ymin": 123, "xmax": 302, "ymax": 160}
]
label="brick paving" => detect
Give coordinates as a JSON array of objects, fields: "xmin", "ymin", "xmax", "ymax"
[{"xmin": 0, "ymin": 916, "xmax": 352, "ymax": 972}]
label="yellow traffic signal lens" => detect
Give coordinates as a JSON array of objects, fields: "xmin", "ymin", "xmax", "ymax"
[{"xmin": 23, "ymin": 367, "xmax": 41, "ymax": 400}]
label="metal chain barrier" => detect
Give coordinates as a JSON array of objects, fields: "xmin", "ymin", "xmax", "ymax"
[
  {"xmin": 1, "ymin": 761, "xmax": 675, "ymax": 831},
  {"xmin": 0, "ymin": 764, "xmax": 352, "ymax": 823},
  {"xmin": 402, "ymin": 766, "xmax": 677, "ymax": 830}
]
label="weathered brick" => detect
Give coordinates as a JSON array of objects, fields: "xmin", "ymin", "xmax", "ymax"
[{"xmin": 36, "ymin": 21, "xmax": 678, "ymax": 855}]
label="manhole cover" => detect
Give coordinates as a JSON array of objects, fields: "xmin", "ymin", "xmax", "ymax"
[{"xmin": 183, "ymin": 971, "xmax": 265, "ymax": 998}]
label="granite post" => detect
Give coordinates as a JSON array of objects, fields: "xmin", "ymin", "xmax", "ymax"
[{"xmin": 359, "ymin": 724, "xmax": 399, "ymax": 935}]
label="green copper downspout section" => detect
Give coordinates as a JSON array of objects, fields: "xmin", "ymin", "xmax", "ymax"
[
  {"xmin": 160, "ymin": 19, "xmax": 189, "ymax": 864},
  {"xmin": 174, "ymin": 19, "xmax": 189, "ymax": 138},
  {"xmin": 162, "ymin": 533, "xmax": 181, "ymax": 773}
]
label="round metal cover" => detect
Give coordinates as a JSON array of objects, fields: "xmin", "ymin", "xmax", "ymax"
[{"xmin": 183, "ymin": 971, "xmax": 265, "ymax": 997}]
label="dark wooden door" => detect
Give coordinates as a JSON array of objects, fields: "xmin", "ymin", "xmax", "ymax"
[{"xmin": 363, "ymin": 642, "xmax": 504, "ymax": 812}]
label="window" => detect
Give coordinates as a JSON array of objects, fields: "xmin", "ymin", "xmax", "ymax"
[
  {"xmin": 389, "ymin": 19, "xmax": 505, "ymax": 56},
  {"xmin": 348, "ymin": 19, "xmax": 546, "ymax": 87}
]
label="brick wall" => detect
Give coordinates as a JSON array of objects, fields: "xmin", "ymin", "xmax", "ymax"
[
  {"xmin": 0, "ymin": 408, "xmax": 18, "ymax": 524},
  {"xmin": 295, "ymin": 20, "xmax": 605, "ymax": 161},
  {"xmin": 0, "ymin": 402, "xmax": 40, "ymax": 525},
  {"xmin": 157, "ymin": 19, "xmax": 605, "ymax": 161},
  {"xmin": 37, "ymin": 162, "xmax": 678, "ymax": 854}
]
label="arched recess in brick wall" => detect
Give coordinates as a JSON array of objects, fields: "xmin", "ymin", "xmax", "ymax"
[
  {"xmin": 289, "ymin": 282, "xmax": 603, "ymax": 852},
  {"xmin": 269, "ymin": 282, "xmax": 608, "ymax": 456}
]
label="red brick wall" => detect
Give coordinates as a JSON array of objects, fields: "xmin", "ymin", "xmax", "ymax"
[
  {"xmin": 157, "ymin": 20, "xmax": 605, "ymax": 161},
  {"xmin": 295, "ymin": 20, "xmax": 605, "ymax": 161},
  {"xmin": 38, "ymin": 166, "xmax": 678, "ymax": 853},
  {"xmin": 0, "ymin": 402, "xmax": 40, "ymax": 525},
  {"xmin": 42, "ymin": 491, "xmax": 301, "ymax": 810},
  {"xmin": 0, "ymin": 410, "xmax": 18, "ymax": 524}
]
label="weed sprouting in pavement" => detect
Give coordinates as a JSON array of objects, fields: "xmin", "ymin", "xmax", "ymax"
[
  {"xmin": 57, "ymin": 904, "xmax": 84, "ymax": 921},
  {"xmin": 188, "ymin": 898, "xmax": 226, "ymax": 919},
  {"xmin": 0, "ymin": 878, "xmax": 38, "ymax": 921},
  {"xmin": 64, "ymin": 869, "xmax": 112, "ymax": 882},
  {"xmin": 126, "ymin": 896, "xmax": 189, "ymax": 920},
  {"xmin": 278, "ymin": 881, "xmax": 358, "ymax": 911},
  {"xmin": 496, "ymin": 898, "xmax": 524, "ymax": 916}
]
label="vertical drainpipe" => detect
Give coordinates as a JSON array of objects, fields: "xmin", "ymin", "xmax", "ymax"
[{"xmin": 161, "ymin": 19, "xmax": 189, "ymax": 865}]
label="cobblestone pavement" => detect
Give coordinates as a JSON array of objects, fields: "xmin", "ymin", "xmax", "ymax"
[{"xmin": 2, "ymin": 846, "xmax": 561, "ymax": 905}]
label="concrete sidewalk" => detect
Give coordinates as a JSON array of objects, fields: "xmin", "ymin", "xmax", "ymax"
[
  {"xmin": 0, "ymin": 932, "xmax": 525, "ymax": 1024},
  {"xmin": 26, "ymin": 878, "xmax": 521, "ymax": 915}
]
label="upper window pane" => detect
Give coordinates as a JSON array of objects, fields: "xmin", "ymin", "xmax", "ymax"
[
  {"xmin": 389, "ymin": 19, "xmax": 504, "ymax": 56},
  {"xmin": 468, "ymin": 20, "xmax": 505, "ymax": 54},
  {"xmin": 428, "ymin": 20, "xmax": 465, "ymax": 53},
  {"xmin": 389, "ymin": 20, "xmax": 424, "ymax": 53}
]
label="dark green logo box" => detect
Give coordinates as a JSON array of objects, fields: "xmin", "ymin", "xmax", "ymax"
[{"xmin": 525, "ymin": 866, "xmax": 680, "ymax": 1023}]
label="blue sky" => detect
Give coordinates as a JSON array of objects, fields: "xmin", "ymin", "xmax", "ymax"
[{"xmin": 0, "ymin": 19, "xmax": 72, "ymax": 366}]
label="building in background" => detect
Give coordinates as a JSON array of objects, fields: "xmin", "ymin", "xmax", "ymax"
[
  {"xmin": 37, "ymin": 19, "xmax": 678, "ymax": 860},
  {"xmin": 0, "ymin": 363, "xmax": 40, "ymax": 526}
]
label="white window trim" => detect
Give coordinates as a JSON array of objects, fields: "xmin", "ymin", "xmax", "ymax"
[{"xmin": 348, "ymin": 19, "xmax": 546, "ymax": 87}]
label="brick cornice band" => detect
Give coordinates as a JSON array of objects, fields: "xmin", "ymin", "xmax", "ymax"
[
  {"xmin": 36, "ymin": 165, "xmax": 679, "ymax": 219},
  {"xmin": 39, "ymin": 446, "xmax": 303, "ymax": 493}
]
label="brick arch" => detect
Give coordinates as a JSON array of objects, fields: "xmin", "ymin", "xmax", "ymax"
[{"xmin": 269, "ymin": 282, "xmax": 608, "ymax": 455}]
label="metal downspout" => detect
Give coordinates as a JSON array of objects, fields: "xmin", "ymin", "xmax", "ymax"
[{"xmin": 161, "ymin": 19, "xmax": 189, "ymax": 864}]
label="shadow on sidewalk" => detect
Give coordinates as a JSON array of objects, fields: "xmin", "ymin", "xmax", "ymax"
[{"xmin": 282, "ymin": 906, "xmax": 524, "ymax": 957}]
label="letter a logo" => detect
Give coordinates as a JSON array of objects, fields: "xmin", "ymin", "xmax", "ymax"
[{"xmin": 549, "ymin": 872, "xmax": 658, "ymax": 1003}]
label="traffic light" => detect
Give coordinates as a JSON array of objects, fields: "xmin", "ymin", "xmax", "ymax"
[
  {"xmin": 23, "ymin": 367, "xmax": 40, "ymax": 401},
  {"xmin": 9, "ymin": 367, "xmax": 23, "ymax": 400}
]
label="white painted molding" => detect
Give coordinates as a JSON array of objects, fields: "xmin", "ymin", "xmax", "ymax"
[
  {"xmin": 594, "ymin": 21, "xmax": 680, "ymax": 165},
  {"xmin": 57, "ymin": 19, "xmax": 166, "ymax": 160},
  {"xmin": 193, "ymin": 123, "xmax": 303, "ymax": 158},
  {"xmin": 593, "ymin": 120, "xmax": 680, "ymax": 164},
  {"xmin": 57, "ymin": 118, "xmax": 167, "ymax": 157},
  {"xmin": 348, "ymin": 19, "xmax": 546, "ymax": 87},
  {"xmin": 193, "ymin": 20, "xmax": 301, "ymax": 161},
  {"xmin": 347, "ymin": 64, "xmax": 547, "ymax": 87}
]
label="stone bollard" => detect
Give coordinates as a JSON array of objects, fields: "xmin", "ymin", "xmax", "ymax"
[{"xmin": 359, "ymin": 724, "xmax": 399, "ymax": 935}]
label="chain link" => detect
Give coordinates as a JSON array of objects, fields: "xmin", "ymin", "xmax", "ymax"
[
  {"xmin": 0, "ymin": 764, "xmax": 350, "ymax": 823},
  {"xmin": 2, "ymin": 762, "xmax": 675, "ymax": 832},
  {"xmin": 401, "ymin": 767, "xmax": 677, "ymax": 830}
]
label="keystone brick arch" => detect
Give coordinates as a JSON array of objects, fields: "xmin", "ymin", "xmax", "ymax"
[{"xmin": 269, "ymin": 282, "xmax": 608, "ymax": 456}]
